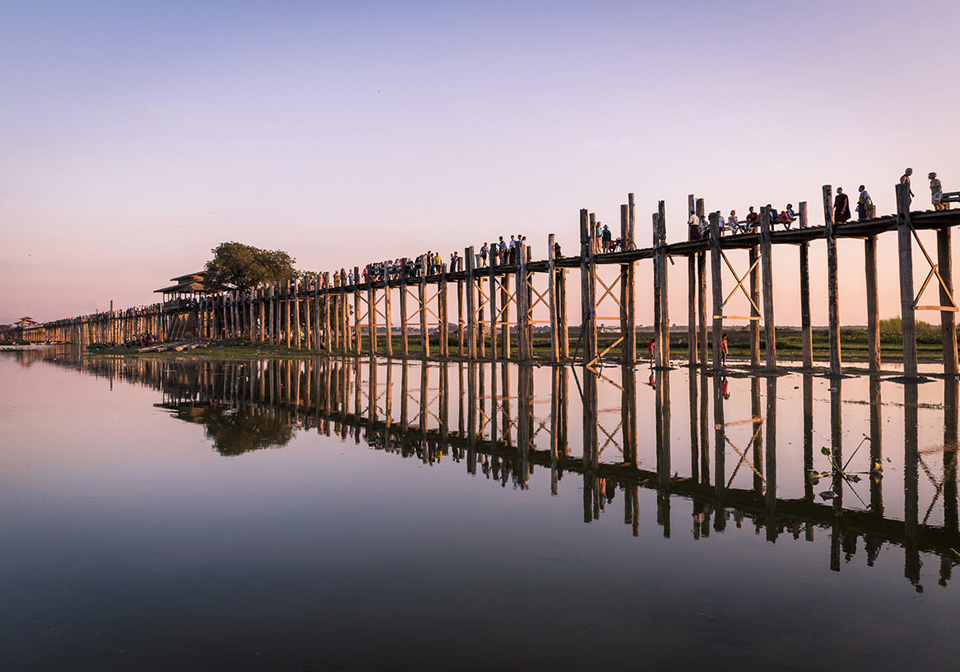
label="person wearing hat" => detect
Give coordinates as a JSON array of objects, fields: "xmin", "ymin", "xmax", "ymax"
[{"xmin": 930, "ymin": 172, "xmax": 944, "ymax": 210}]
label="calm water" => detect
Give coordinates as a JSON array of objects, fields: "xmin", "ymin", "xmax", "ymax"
[{"xmin": 1, "ymin": 350, "xmax": 957, "ymax": 671}]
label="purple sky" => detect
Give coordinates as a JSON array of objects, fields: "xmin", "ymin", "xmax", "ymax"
[{"xmin": 2, "ymin": 0, "xmax": 959, "ymax": 327}]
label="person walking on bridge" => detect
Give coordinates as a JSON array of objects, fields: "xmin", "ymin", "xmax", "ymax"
[{"xmin": 834, "ymin": 187, "xmax": 851, "ymax": 223}]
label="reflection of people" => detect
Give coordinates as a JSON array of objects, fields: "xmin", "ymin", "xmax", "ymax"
[
  {"xmin": 647, "ymin": 372, "xmax": 656, "ymax": 389},
  {"xmin": 721, "ymin": 333, "xmax": 729, "ymax": 366},
  {"xmin": 833, "ymin": 187, "xmax": 851, "ymax": 223},
  {"xmin": 722, "ymin": 376, "xmax": 730, "ymax": 399}
]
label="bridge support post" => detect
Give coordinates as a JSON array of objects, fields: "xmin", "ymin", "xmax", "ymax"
[
  {"xmin": 760, "ymin": 206, "xmax": 777, "ymax": 369},
  {"xmin": 823, "ymin": 186, "xmax": 842, "ymax": 375},
  {"xmin": 696, "ymin": 199, "xmax": 708, "ymax": 368},
  {"xmin": 798, "ymin": 202, "xmax": 813, "ymax": 367},
  {"xmin": 580, "ymin": 210, "xmax": 597, "ymax": 365},
  {"xmin": 709, "ymin": 211, "xmax": 723, "ymax": 371},
  {"xmin": 897, "ymin": 183, "xmax": 919, "ymax": 378},
  {"xmin": 938, "ymin": 227, "xmax": 958, "ymax": 375},
  {"xmin": 865, "ymin": 234, "xmax": 881, "ymax": 373},
  {"xmin": 466, "ymin": 247, "xmax": 476, "ymax": 359},
  {"xmin": 622, "ymin": 196, "xmax": 636, "ymax": 365}
]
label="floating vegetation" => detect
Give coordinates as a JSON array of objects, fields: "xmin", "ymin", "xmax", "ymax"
[{"xmin": 808, "ymin": 434, "xmax": 881, "ymax": 506}]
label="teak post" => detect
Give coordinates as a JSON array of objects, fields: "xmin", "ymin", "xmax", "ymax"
[
  {"xmin": 580, "ymin": 210, "xmax": 597, "ymax": 365},
  {"xmin": 466, "ymin": 247, "xmax": 477, "ymax": 359},
  {"xmin": 865, "ymin": 233, "xmax": 881, "ymax": 372},
  {"xmin": 548, "ymin": 233, "xmax": 560, "ymax": 362},
  {"xmin": 759, "ymin": 206, "xmax": 777, "ymax": 369},
  {"xmin": 823, "ymin": 185, "xmax": 842, "ymax": 375},
  {"xmin": 709, "ymin": 212, "xmax": 723, "ymax": 371},
  {"xmin": 798, "ymin": 202, "xmax": 813, "ymax": 368},
  {"xmin": 938, "ymin": 226, "xmax": 959, "ymax": 375},
  {"xmin": 896, "ymin": 183, "xmax": 919, "ymax": 378}
]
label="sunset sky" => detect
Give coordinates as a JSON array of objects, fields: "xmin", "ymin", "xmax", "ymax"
[{"xmin": 2, "ymin": 0, "xmax": 959, "ymax": 327}]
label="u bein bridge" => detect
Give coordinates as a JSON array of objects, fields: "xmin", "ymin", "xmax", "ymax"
[
  {"xmin": 18, "ymin": 183, "xmax": 960, "ymax": 378},
  {"xmin": 20, "ymin": 349, "xmax": 959, "ymax": 591}
]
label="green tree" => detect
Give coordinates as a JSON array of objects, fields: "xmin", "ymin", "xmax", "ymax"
[{"xmin": 204, "ymin": 242, "xmax": 297, "ymax": 291}]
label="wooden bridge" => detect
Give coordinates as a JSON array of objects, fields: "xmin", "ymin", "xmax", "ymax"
[{"xmin": 22, "ymin": 182, "xmax": 960, "ymax": 378}]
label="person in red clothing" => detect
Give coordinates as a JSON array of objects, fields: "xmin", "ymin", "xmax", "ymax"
[
  {"xmin": 745, "ymin": 206, "xmax": 759, "ymax": 232},
  {"xmin": 721, "ymin": 333, "xmax": 729, "ymax": 366},
  {"xmin": 648, "ymin": 339, "xmax": 656, "ymax": 363}
]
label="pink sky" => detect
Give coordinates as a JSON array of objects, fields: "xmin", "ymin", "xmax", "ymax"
[{"xmin": 2, "ymin": 0, "xmax": 959, "ymax": 327}]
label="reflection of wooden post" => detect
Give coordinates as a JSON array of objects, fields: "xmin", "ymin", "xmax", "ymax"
[
  {"xmin": 938, "ymin": 227, "xmax": 959, "ymax": 375},
  {"xmin": 713, "ymin": 373, "xmax": 726, "ymax": 500},
  {"xmin": 517, "ymin": 365, "xmax": 533, "ymax": 486},
  {"xmin": 399, "ymin": 359, "xmax": 409, "ymax": 431},
  {"xmin": 550, "ymin": 366, "xmax": 561, "ymax": 495},
  {"xmin": 752, "ymin": 378, "xmax": 763, "ymax": 494},
  {"xmin": 803, "ymin": 373, "xmax": 815, "ymax": 503},
  {"xmin": 439, "ymin": 361, "xmax": 449, "ymax": 445},
  {"xmin": 709, "ymin": 212, "xmax": 723, "ymax": 371},
  {"xmin": 688, "ymin": 369, "xmax": 699, "ymax": 480},
  {"xmin": 582, "ymin": 367, "xmax": 598, "ymax": 522},
  {"xmin": 759, "ymin": 207, "xmax": 776, "ymax": 369},
  {"xmin": 869, "ymin": 376, "xmax": 884, "ymax": 518},
  {"xmin": 944, "ymin": 378, "xmax": 958, "ymax": 540},
  {"xmin": 897, "ymin": 183, "xmax": 918, "ymax": 378},
  {"xmin": 904, "ymin": 381, "xmax": 921, "ymax": 587},
  {"xmin": 764, "ymin": 376, "xmax": 778, "ymax": 541},
  {"xmin": 829, "ymin": 379, "xmax": 843, "ymax": 572},
  {"xmin": 824, "ymin": 186, "xmax": 841, "ymax": 375},
  {"xmin": 581, "ymin": 210, "xmax": 597, "ymax": 364}
]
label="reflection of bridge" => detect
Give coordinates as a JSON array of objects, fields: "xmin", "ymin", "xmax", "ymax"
[{"xmin": 29, "ymin": 348, "xmax": 960, "ymax": 591}]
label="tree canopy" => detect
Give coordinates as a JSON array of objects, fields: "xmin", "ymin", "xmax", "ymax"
[{"xmin": 204, "ymin": 242, "xmax": 297, "ymax": 291}]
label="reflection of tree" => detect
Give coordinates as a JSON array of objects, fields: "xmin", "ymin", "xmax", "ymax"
[{"xmin": 166, "ymin": 403, "xmax": 294, "ymax": 456}]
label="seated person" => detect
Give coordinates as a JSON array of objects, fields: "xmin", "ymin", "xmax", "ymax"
[
  {"xmin": 728, "ymin": 210, "xmax": 740, "ymax": 233},
  {"xmin": 745, "ymin": 206, "xmax": 759, "ymax": 232},
  {"xmin": 780, "ymin": 204, "xmax": 797, "ymax": 229}
]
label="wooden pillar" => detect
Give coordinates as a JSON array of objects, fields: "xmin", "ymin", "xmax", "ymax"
[
  {"xmin": 696, "ymin": 199, "xmax": 707, "ymax": 368},
  {"xmin": 658, "ymin": 200, "xmax": 669, "ymax": 366},
  {"xmin": 500, "ymin": 274, "xmax": 511, "ymax": 359},
  {"xmin": 323, "ymin": 273, "xmax": 331, "ymax": 352},
  {"xmin": 759, "ymin": 206, "xmax": 777, "ymax": 369},
  {"xmin": 517, "ymin": 244, "xmax": 532, "ymax": 361},
  {"xmin": 938, "ymin": 227, "xmax": 959, "ymax": 375},
  {"xmin": 580, "ymin": 210, "xmax": 597, "ymax": 364},
  {"xmin": 652, "ymin": 211, "xmax": 662, "ymax": 368},
  {"xmin": 798, "ymin": 202, "xmax": 813, "ymax": 368},
  {"xmin": 353, "ymin": 266, "xmax": 362, "ymax": 355},
  {"xmin": 399, "ymin": 259, "xmax": 409, "ymax": 357},
  {"xmin": 823, "ymin": 186, "xmax": 841, "ymax": 375},
  {"xmin": 559, "ymin": 268, "xmax": 569, "ymax": 359},
  {"xmin": 418, "ymin": 258, "xmax": 429, "ymax": 357},
  {"xmin": 456, "ymin": 277, "xmax": 464, "ymax": 356},
  {"xmin": 292, "ymin": 279, "xmax": 301, "ymax": 349},
  {"xmin": 489, "ymin": 248, "xmax": 498, "ymax": 361},
  {"xmin": 709, "ymin": 212, "xmax": 723, "ymax": 371},
  {"xmin": 749, "ymin": 245, "xmax": 761, "ymax": 367},
  {"xmin": 548, "ymin": 233, "xmax": 560, "ymax": 363},
  {"xmin": 367, "ymin": 269, "xmax": 377, "ymax": 356},
  {"xmin": 865, "ymin": 234, "xmax": 881, "ymax": 373},
  {"xmin": 622, "ymin": 196, "xmax": 636, "ymax": 365},
  {"xmin": 896, "ymin": 182, "xmax": 918, "ymax": 378},
  {"xmin": 439, "ymin": 263, "xmax": 449, "ymax": 358},
  {"xmin": 465, "ymin": 247, "xmax": 476, "ymax": 359}
]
